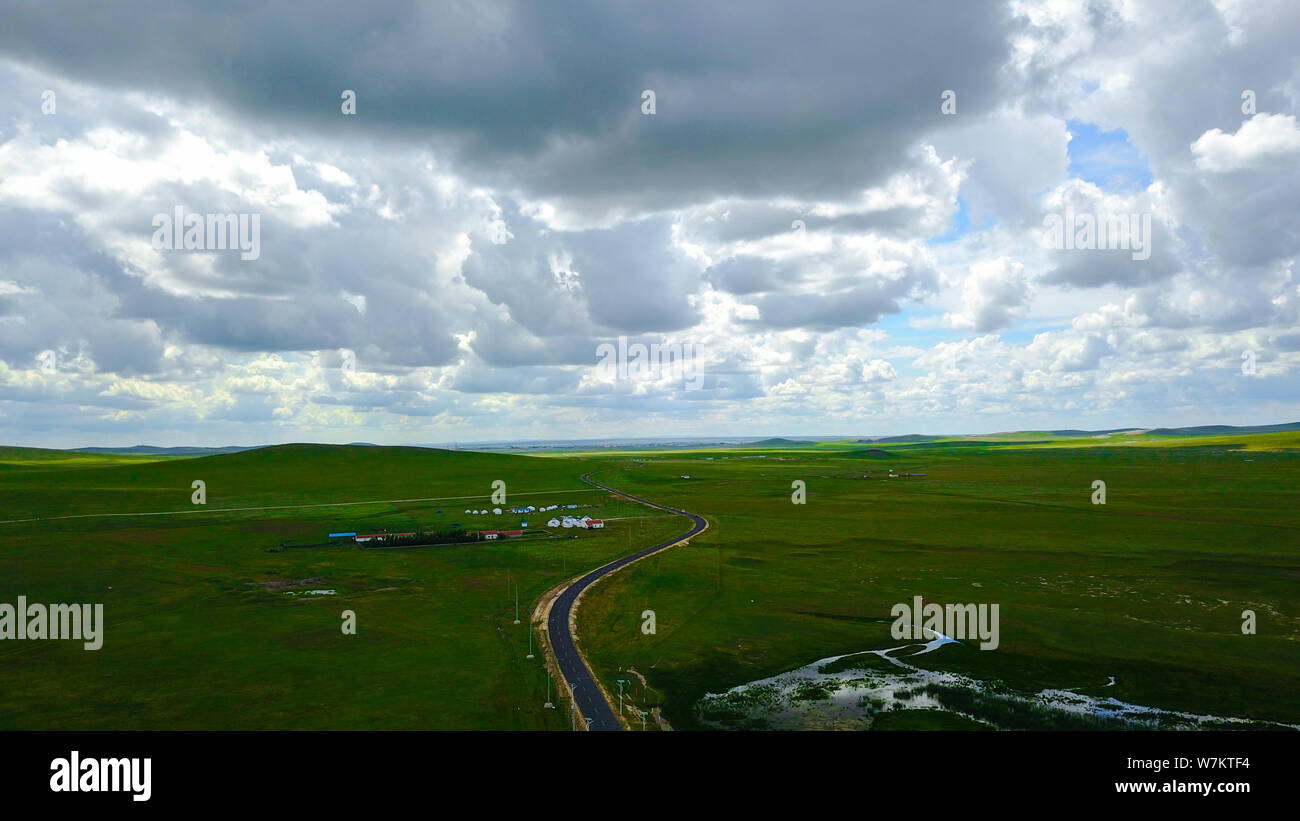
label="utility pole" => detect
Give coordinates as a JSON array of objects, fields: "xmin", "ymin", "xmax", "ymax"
[
  {"xmin": 616, "ymin": 679, "xmax": 629, "ymax": 716},
  {"xmin": 526, "ymin": 627, "xmax": 534, "ymax": 659},
  {"xmin": 513, "ymin": 584, "xmax": 520, "ymax": 625}
]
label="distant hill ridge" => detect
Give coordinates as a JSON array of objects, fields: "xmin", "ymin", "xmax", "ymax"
[
  {"xmin": 13, "ymin": 421, "xmax": 1298, "ymax": 456},
  {"xmin": 71, "ymin": 442, "xmax": 388, "ymax": 456},
  {"xmin": 73, "ymin": 445, "xmax": 255, "ymax": 456},
  {"xmin": 1146, "ymin": 422, "xmax": 1300, "ymax": 436}
]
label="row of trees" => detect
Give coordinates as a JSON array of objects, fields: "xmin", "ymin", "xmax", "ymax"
[
  {"xmin": 278, "ymin": 525, "xmax": 508, "ymax": 551},
  {"xmin": 364, "ymin": 529, "xmax": 482, "ymax": 548}
]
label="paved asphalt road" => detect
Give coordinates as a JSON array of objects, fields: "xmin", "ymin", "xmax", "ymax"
[{"xmin": 546, "ymin": 472, "xmax": 707, "ymax": 731}]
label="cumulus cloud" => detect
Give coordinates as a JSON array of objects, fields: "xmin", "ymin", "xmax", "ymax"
[
  {"xmin": 0, "ymin": 0, "xmax": 1296, "ymax": 445},
  {"xmin": 943, "ymin": 258, "xmax": 1031, "ymax": 332},
  {"xmin": 1191, "ymin": 113, "xmax": 1300, "ymax": 172}
]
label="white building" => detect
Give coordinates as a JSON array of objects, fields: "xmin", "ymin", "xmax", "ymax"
[
  {"xmin": 493, "ymin": 508, "xmax": 502, "ymax": 515},
  {"xmin": 547, "ymin": 518, "xmax": 561, "ymax": 527}
]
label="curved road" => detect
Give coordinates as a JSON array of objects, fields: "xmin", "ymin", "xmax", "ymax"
[{"xmin": 546, "ymin": 472, "xmax": 707, "ymax": 731}]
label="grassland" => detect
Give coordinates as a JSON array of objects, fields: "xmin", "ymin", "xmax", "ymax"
[
  {"xmin": 5, "ymin": 434, "xmax": 1297, "ymax": 731},
  {"xmin": 0, "ymin": 444, "xmax": 683, "ymax": 729},
  {"xmin": 576, "ymin": 436, "xmax": 1300, "ymax": 729}
]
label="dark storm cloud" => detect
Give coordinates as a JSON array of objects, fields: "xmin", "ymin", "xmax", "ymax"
[
  {"xmin": 0, "ymin": 0, "xmax": 1012, "ymax": 211},
  {"xmin": 3, "ymin": 0, "xmax": 1297, "ymax": 445}
]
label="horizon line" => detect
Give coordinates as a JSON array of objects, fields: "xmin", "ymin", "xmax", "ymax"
[{"xmin": 8, "ymin": 419, "xmax": 1299, "ymax": 452}]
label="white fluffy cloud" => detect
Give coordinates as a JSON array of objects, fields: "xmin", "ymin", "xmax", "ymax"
[
  {"xmin": 0, "ymin": 0, "xmax": 1297, "ymax": 445},
  {"xmin": 1191, "ymin": 113, "xmax": 1300, "ymax": 172},
  {"xmin": 943, "ymin": 258, "xmax": 1031, "ymax": 332}
]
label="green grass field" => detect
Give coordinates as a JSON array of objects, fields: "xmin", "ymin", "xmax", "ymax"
[
  {"xmin": 3, "ymin": 436, "xmax": 1297, "ymax": 730},
  {"xmin": 0, "ymin": 444, "xmax": 683, "ymax": 729},
  {"xmin": 575, "ymin": 437, "xmax": 1300, "ymax": 729}
]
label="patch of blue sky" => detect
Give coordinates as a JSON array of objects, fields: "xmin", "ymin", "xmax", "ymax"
[
  {"xmin": 930, "ymin": 196, "xmax": 969, "ymax": 243},
  {"xmin": 874, "ymin": 309, "xmax": 959, "ymax": 366},
  {"xmin": 1066, "ymin": 120, "xmax": 1153, "ymax": 192},
  {"xmin": 928, "ymin": 195, "xmax": 999, "ymax": 246},
  {"xmin": 876, "ymin": 308, "xmax": 935, "ymax": 340},
  {"xmin": 927, "ymin": 196, "xmax": 998, "ymax": 245}
]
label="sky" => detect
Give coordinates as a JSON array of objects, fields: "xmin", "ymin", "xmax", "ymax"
[{"xmin": 0, "ymin": 0, "xmax": 1298, "ymax": 447}]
